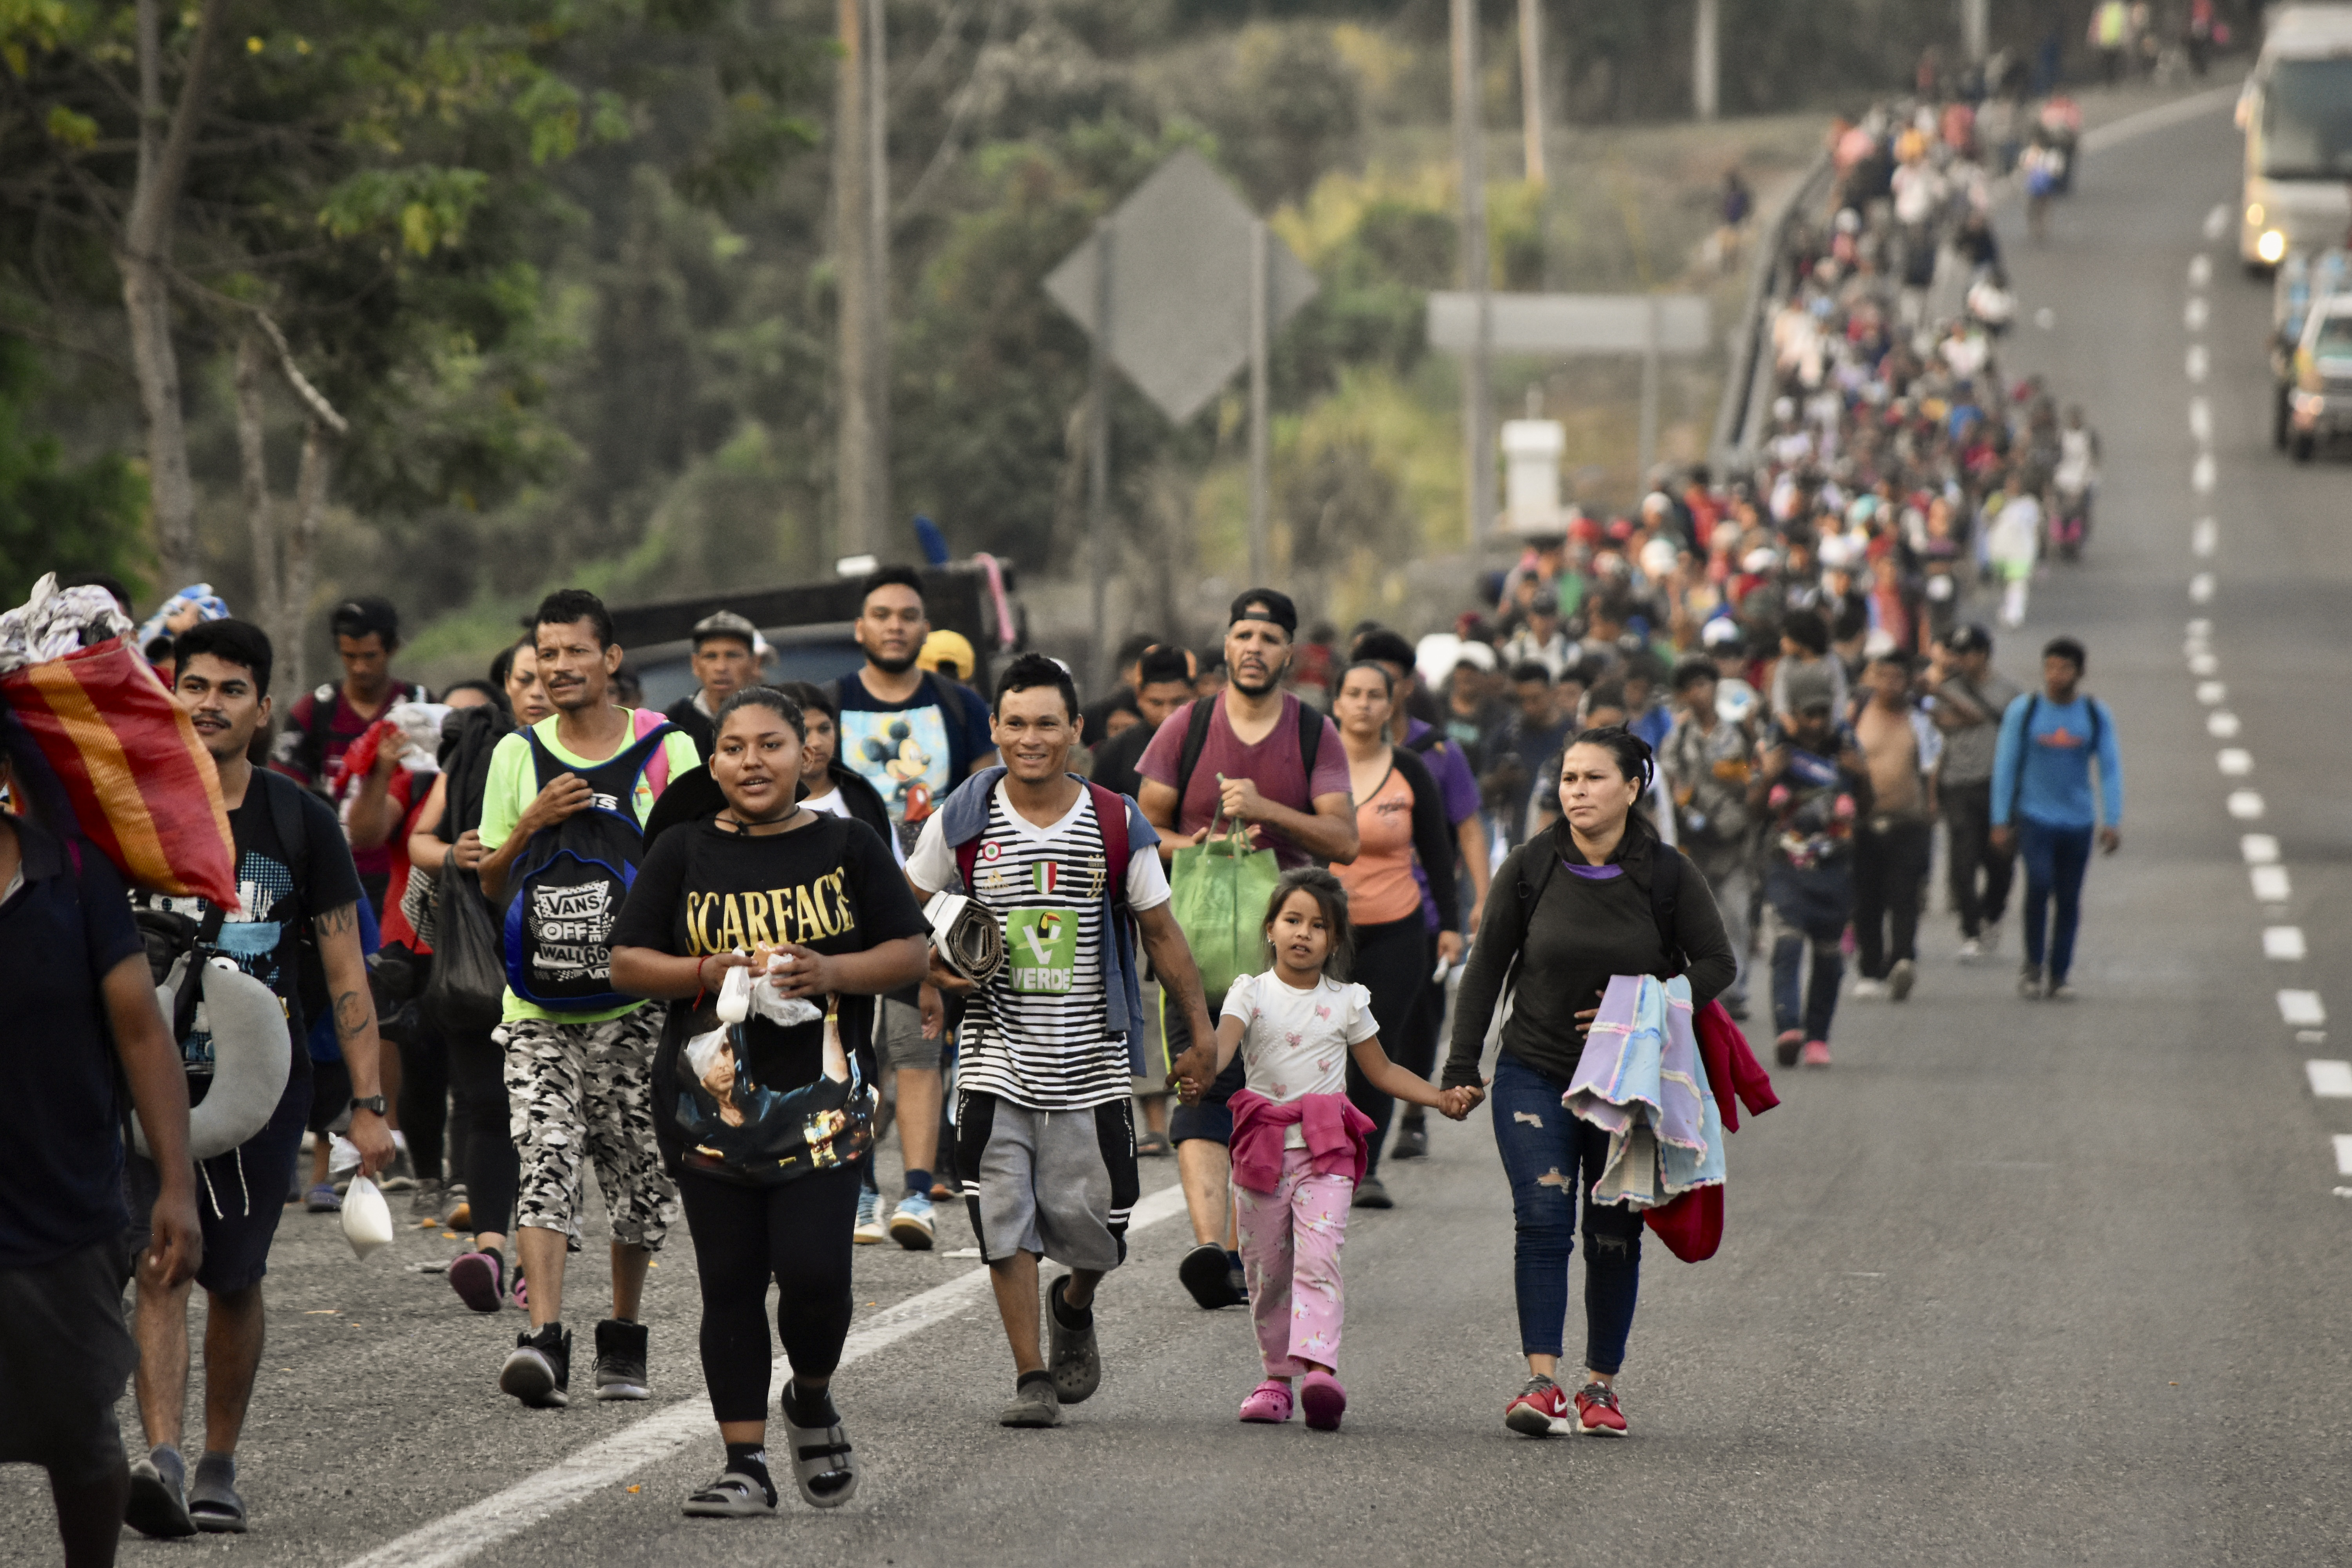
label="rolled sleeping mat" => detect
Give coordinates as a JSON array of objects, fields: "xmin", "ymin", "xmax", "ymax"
[
  {"xmin": 135, "ymin": 959, "xmax": 291, "ymax": 1161},
  {"xmin": 923, "ymin": 891, "xmax": 1004, "ymax": 986}
]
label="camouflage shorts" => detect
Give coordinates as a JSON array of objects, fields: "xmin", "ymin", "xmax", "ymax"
[{"xmin": 501, "ymin": 1010, "xmax": 677, "ymax": 1252}]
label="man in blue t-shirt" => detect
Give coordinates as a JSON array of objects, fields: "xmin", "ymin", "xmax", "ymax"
[
  {"xmin": 0, "ymin": 748, "xmax": 199, "ymax": 1565},
  {"xmin": 831, "ymin": 565, "xmax": 995, "ymax": 1248},
  {"xmin": 1991, "ymin": 635, "xmax": 2123, "ymax": 1001}
]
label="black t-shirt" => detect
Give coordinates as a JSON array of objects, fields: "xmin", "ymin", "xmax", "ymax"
[
  {"xmin": 609, "ymin": 812, "xmax": 928, "ymax": 1174},
  {"xmin": 1086, "ymin": 716, "xmax": 1160, "ymax": 802},
  {"xmin": 0, "ymin": 815, "xmax": 143, "ymax": 1267},
  {"xmin": 136, "ymin": 775, "xmax": 363, "ymax": 1070}
]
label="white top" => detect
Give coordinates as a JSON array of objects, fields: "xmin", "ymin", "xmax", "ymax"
[
  {"xmin": 907, "ymin": 779, "xmax": 1169, "ymax": 1110},
  {"xmin": 802, "ymin": 785, "xmax": 905, "ymax": 866},
  {"xmin": 1220, "ymin": 971, "xmax": 1379, "ymax": 1148}
]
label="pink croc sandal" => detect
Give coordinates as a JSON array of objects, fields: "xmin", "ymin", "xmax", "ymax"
[
  {"xmin": 1299, "ymin": 1369, "xmax": 1347, "ymax": 1431},
  {"xmin": 1238, "ymin": 1379, "xmax": 1294, "ymax": 1423}
]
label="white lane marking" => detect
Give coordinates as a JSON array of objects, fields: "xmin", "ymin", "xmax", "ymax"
[
  {"xmin": 2229, "ymin": 789, "xmax": 2266, "ymax": 820},
  {"xmin": 2242, "ymin": 833, "xmax": 2279, "ymax": 863},
  {"xmin": 339, "ymin": 1183, "xmax": 1193, "ymax": 1568},
  {"xmin": 2185, "ymin": 296, "xmax": 2210, "ymax": 332},
  {"xmin": 2189, "ymin": 652, "xmax": 2220, "ymax": 676},
  {"xmin": 2191, "ymin": 516, "xmax": 2216, "ymax": 556},
  {"xmin": 2218, "ymin": 748, "xmax": 2252, "ymax": 775},
  {"xmin": 2335, "ymin": 1136, "xmax": 2352, "ymax": 1176},
  {"xmin": 2190, "ymin": 572, "xmax": 2215, "ymax": 602},
  {"xmin": 2253, "ymin": 865, "xmax": 2292, "ymax": 901},
  {"xmin": 2187, "ymin": 343, "xmax": 2210, "ymax": 382},
  {"xmin": 2191, "ymin": 453, "xmax": 2215, "ymax": 492},
  {"xmin": 2205, "ymin": 203, "xmax": 2229, "ymax": 240},
  {"xmin": 2207, "ymin": 711, "xmax": 2241, "ymax": 738},
  {"xmin": 2283, "ymin": 991, "xmax": 2328, "ymax": 1027},
  {"xmin": 2190, "ymin": 253, "xmax": 2213, "ymax": 287},
  {"xmin": 2187, "ymin": 617, "xmax": 2211, "ymax": 636},
  {"xmin": 2265, "ymin": 927, "xmax": 2308, "ymax": 961},
  {"xmin": 2080, "ymin": 85, "xmax": 2243, "ymax": 153},
  {"xmin": 2308, "ymin": 1060, "xmax": 2352, "ymax": 1097},
  {"xmin": 2197, "ymin": 681, "xmax": 2227, "ymax": 704},
  {"xmin": 2189, "ymin": 400, "xmax": 2213, "ymax": 442},
  {"xmin": 2034, "ymin": 305, "xmax": 2057, "ymax": 330}
]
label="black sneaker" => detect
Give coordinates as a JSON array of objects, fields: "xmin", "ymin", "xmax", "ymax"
[
  {"xmin": 500, "ymin": 1323, "xmax": 572, "ymax": 1408},
  {"xmin": 125, "ymin": 1443, "xmax": 196, "ymax": 1538},
  {"xmin": 593, "ymin": 1318, "xmax": 650, "ymax": 1401},
  {"xmin": 2017, "ymin": 962, "xmax": 2046, "ymax": 1000},
  {"xmin": 1354, "ymin": 1174, "xmax": 1395, "ymax": 1210},
  {"xmin": 1045, "ymin": 1276, "xmax": 1101, "ymax": 1404},
  {"xmin": 1391, "ymin": 1118, "xmax": 1429, "ymax": 1160},
  {"xmin": 1178, "ymin": 1242, "xmax": 1240, "ymax": 1310}
]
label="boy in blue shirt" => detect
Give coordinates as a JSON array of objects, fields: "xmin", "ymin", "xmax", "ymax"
[{"xmin": 1990, "ymin": 637, "xmax": 2123, "ymax": 1000}]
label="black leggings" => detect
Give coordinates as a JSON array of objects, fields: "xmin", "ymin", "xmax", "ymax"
[
  {"xmin": 1344, "ymin": 915, "xmax": 1432, "ymax": 1178},
  {"xmin": 397, "ymin": 1015, "xmax": 451, "ymax": 1183},
  {"xmin": 446, "ymin": 1025, "xmax": 517, "ymax": 1238},
  {"xmin": 679, "ymin": 1165, "xmax": 861, "ymax": 1424}
]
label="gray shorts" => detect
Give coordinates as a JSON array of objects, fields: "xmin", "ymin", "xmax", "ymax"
[
  {"xmin": 955, "ymin": 1093, "xmax": 1137, "ymax": 1273},
  {"xmin": 877, "ymin": 998, "xmax": 942, "ymax": 1074},
  {"xmin": 0, "ymin": 1240, "xmax": 136, "ymax": 1482}
]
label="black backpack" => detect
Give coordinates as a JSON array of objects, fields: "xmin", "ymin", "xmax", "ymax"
[
  {"xmin": 500, "ymin": 723, "xmax": 676, "ymax": 1011},
  {"xmin": 1171, "ymin": 693, "xmax": 1326, "ymax": 826}
]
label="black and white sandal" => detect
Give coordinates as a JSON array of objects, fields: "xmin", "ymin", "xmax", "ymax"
[
  {"xmin": 779, "ymin": 1412, "xmax": 858, "ymax": 1509},
  {"xmin": 681, "ymin": 1470, "xmax": 776, "ymax": 1518}
]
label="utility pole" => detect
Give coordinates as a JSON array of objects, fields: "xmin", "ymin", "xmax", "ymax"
[
  {"xmin": 1088, "ymin": 224, "xmax": 1114, "ymax": 691},
  {"xmin": 864, "ymin": 0, "xmax": 891, "ymax": 544},
  {"xmin": 1247, "ymin": 218, "xmax": 1270, "ymax": 588},
  {"xmin": 1694, "ymin": 0, "xmax": 1720, "ymax": 122},
  {"xmin": 833, "ymin": 0, "xmax": 875, "ymax": 561},
  {"xmin": 1519, "ymin": 0, "xmax": 1546, "ymax": 186},
  {"xmin": 1453, "ymin": 0, "xmax": 1494, "ymax": 546},
  {"xmin": 1962, "ymin": 0, "xmax": 1989, "ymax": 64}
]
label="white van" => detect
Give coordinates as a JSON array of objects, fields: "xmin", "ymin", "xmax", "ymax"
[{"xmin": 2238, "ymin": 4, "xmax": 2352, "ymax": 269}]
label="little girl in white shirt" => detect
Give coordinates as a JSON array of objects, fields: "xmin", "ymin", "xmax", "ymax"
[{"xmin": 1173, "ymin": 868, "xmax": 1481, "ymax": 1432}]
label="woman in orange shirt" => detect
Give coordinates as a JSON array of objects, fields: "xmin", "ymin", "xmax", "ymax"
[{"xmin": 1330, "ymin": 662, "xmax": 1463, "ymax": 1209}]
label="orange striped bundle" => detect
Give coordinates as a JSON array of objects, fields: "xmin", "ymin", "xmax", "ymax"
[{"xmin": 0, "ymin": 636, "xmax": 238, "ymax": 906}]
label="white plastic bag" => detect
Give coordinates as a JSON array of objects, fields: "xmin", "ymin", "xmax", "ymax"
[{"xmin": 341, "ymin": 1176, "xmax": 395, "ymax": 1259}]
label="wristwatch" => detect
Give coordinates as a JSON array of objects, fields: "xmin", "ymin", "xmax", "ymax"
[{"xmin": 348, "ymin": 1095, "xmax": 389, "ymax": 1117}]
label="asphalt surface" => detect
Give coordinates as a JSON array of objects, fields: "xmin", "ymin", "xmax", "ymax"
[{"xmin": 9, "ymin": 85, "xmax": 2351, "ymax": 1568}]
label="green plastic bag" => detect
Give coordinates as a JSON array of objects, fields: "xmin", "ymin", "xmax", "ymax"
[{"xmin": 1169, "ymin": 811, "xmax": 1280, "ymax": 1002}]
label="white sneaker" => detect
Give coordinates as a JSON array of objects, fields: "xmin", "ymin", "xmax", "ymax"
[
  {"xmin": 1850, "ymin": 978, "xmax": 1888, "ymax": 1000},
  {"xmin": 853, "ymin": 1190, "xmax": 886, "ymax": 1245},
  {"xmin": 1982, "ymin": 922, "xmax": 2003, "ymax": 956},
  {"xmin": 1888, "ymin": 958, "xmax": 1916, "ymax": 1002},
  {"xmin": 1956, "ymin": 938, "xmax": 1984, "ymax": 964}
]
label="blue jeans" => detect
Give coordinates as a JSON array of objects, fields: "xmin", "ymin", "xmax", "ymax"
[
  {"xmin": 1766, "ymin": 861, "xmax": 1851, "ymax": 1043},
  {"xmin": 1490, "ymin": 1051, "xmax": 1642, "ymax": 1372},
  {"xmin": 2018, "ymin": 818, "xmax": 2095, "ymax": 983}
]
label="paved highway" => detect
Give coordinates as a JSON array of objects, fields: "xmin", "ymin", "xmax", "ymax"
[{"xmin": 6, "ymin": 86, "xmax": 2349, "ymax": 1568}]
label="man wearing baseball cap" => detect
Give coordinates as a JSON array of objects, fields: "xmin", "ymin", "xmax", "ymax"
[
  {"xmin": 1140, "ymin": 588, "xmax": 1357, "ymax": 1310},
  {"xmin": 1922, "ymin": 624, "xmax": 2021, "ymax": 962},
  {"xmin": 664, "ymin": 610, "xmax": 764, "ymax": 760}
]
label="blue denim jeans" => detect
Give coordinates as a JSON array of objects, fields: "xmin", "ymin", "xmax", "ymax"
[
  {"xmin": 1490, "ymin": 1051, "xmax": 1642, "ymax": 1372},
  {"xmin": 1766, "ymin": 860, "xmax": 1851, "ymax": 1044},
  {"xmin": 2018, "ymin": 818, "xmax": 2095, "ymax": 983}
]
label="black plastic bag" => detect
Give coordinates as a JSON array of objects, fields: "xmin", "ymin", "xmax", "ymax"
[{"xmin": 423, "ymin": 869, "xmax": 506, "ymax": 1035}]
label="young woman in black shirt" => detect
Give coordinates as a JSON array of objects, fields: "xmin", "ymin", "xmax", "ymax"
[{"xmin": 610, "ymin": 688, "xmax": 928, "ymax": 1519}]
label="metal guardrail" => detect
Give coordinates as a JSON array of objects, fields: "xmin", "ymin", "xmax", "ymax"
[{"xmin": 1709, "ymin": 145, "xmax": 1836, "ymax": 475}]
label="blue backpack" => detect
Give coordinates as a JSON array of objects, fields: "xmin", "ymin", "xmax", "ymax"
[{"xmin": 502, "ymin": 723, "xmax": 676, "ymax": 1011}]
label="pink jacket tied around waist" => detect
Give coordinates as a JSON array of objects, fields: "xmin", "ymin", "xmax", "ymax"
[{"xmin": 1227, "ymin": 1090, "xmax": 1377, "ymax": 1195}]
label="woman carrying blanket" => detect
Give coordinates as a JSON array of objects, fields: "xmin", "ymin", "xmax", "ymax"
[{"xmin": 1441, "ymin": 727, "xmax": 1735, "ymax": 1440}]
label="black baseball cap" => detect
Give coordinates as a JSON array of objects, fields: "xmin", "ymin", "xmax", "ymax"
[
  {"xmin": 1945, "ymin": 623, "xmax": 1993, "ymax": 656},
  {"xmin": 330, "ymin": 596, "xmax": 399, "ymax": 645},
  {"xmin": 1228, "ymin": 588, "xmax": 1298, "ymax": 637}
]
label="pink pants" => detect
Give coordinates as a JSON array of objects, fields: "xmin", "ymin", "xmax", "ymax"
[{"xmin": 1234, "ymin": 1146, "xmax": 1352, "ymax": 1376}]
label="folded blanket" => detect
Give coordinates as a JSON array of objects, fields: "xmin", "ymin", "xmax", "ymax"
[{"xmin": 1563, "ymin": 974, "xmax": 1724, "ymax": 1208}]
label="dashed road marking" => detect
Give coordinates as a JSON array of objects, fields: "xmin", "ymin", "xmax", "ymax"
[
  {"xmin": 2187, "ymin": 617, "xmax": 2211, "ymax": 638},
  {"xmin": 2252, "ymin": 865, "xmax": 2292, "ymax": 902},
  {"xmin": 2333, "ymin": 1135, "xmax": 2352, "ymax": 1176},
  {"xmin": 2190, "ymin": 572, "xmax": 2215, "ymax": 602},
  {"xmin": 2265, "ymin": 927, "xmax": 2308, "ymax": 961},
  {"xmin": 2204, "ymin": 203, "xmax": 2228, "ymax": 240},
  {"xmin": 2242, "ymin": 833, "xmax": 2279, "ymax": 863},
  {"xmin": 2191, "ymin": 517, "xmax": 2216, "ymax": 555},
  {"xmin": 2229, "ymin": 789, "xmax": 2266, "ymax": 820},
  {"xmin": 2190, "ymin": 252, "xmax": 2213, "ymax": 286},
  {"xmin": 2187, "ymin": 343, "xmax": 2209, "ymax": 381},
  {"xmin": 2185, "ymin": 296, "xmax": 2209, "ymax": 331},
  {"xmin": 2207, "ymin": 711, "xmax": 2241, "ymax": 738},
  {"xmin": 2308, "ymin": 1061, "xmax": 2352, "ymax": 1098},
  {"xmin": 2279, "ymin": 990, "xmax": 2327, "ymax": 1027},
  {"xmin": 2197, "ymin": 681, "xmax": 2226, "ymax": 704},
  {"xmin": 2218, "ymin": 748, "xmax": 2252, "ymax": 776},
  {"xmin": 2191, "ymin": 453, "xmax": 2215, "ymax": 492},
  {"xmin": 2189, "ymin": 652, "xmax": 2220, "ymax": 676}
]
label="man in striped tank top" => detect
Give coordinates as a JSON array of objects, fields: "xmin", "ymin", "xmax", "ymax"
[{"xmin": 908, "ymin": 655, "xmax": 1216, "ymax": 1428}]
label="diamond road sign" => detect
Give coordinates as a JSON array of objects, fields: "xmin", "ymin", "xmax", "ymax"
[{"xmin": 1045, "ymin": 149, "xmax": 1318, "ymax": 424}]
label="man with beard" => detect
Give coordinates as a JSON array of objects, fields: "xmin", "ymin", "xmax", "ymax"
[
  {"xmin": 1136, "ymin": 589, "xmax": 1357, "ymax": 1310},
  {"xmin": 828, "ymin": 566, "xmax": 997, "ymax": 1247}
]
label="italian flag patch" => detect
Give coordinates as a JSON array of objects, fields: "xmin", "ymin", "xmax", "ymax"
[{"xmin": 1031, "ymin": 862, "xmax": 1059, "ymax": 896}]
